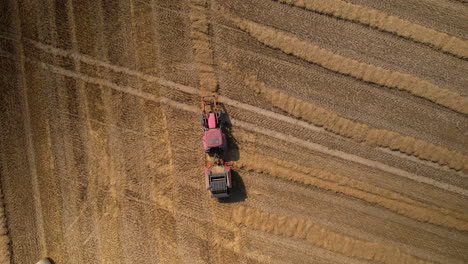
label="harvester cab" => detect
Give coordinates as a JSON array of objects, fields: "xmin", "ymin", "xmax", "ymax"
[
  {"xmin": 199, "ymin": 96, "xmax": 227, "ymax": 157},
  {"xmin": 205, "ymin": 162, "xmax": 232, "ymax": 199}
]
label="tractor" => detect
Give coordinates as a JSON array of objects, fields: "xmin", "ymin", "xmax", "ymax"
[{"xmin": 199, "ymin": 96, "xmax": 228, "ymax": 157}]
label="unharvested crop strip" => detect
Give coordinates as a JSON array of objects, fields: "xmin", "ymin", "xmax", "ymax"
[
  {"xmin": 221, "ymin": 11, "xmax": 468, "ymax": 115},
  {"xmin": 276, "ymin": 0, "xmax": 468, "ymax": 59},
  {"xmin": 232, "ymin": 206, "xmax": 429, "ymax": 264},
  {"xmin": 188, "ymin": 0, "xmax": 218, "ymax": 93},
  {"xmin": 222, "ymin": 62, "xmax": 468, "ymax": 173},
  {"xmin": 235, "ymin": 153, "xmax": 468, "ymax": 231}
]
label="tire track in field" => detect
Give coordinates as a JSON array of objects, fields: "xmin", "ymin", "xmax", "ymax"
[
  {"xmin": 221, "ymin": 61, "xmax": 468, "ymax": 173},
  {"xmin": 85, "ymin": 2, "xmax": 115, "ymax": 262},
  {"xmin": 95, "ymin": 1, "xmax": 130, "ymax": 262},
  {"xmin": 22, "ymin": 53, "xmax": 467, "ymax": 197},
  {"xmin": 50, "ymin": 1, "xmax": 96, "ymax": 262},
  {"xmin": 10, "ymin": 0, "xmax": 46, "ymax": 260},
  {"xmin": 188, "ymin": 0, "xmax": 218, "ymax": 94},
  {"xmin": 155, "ymin": 101, "xmax": 181, "ymax": 264},
  {"xmin": 234, "ymin": 152, "xmax": 468, "ymax": 231},
  {"xmin": 220, "ymin": 10, "xmax": 468, "ymax": 115},
  {"xmin": 275, "ymin": 0, "xmax": 468, "ymax": 59},
  {"xmin": 232, "ymin": 206, "xmax": 431, "ymax": 264}
]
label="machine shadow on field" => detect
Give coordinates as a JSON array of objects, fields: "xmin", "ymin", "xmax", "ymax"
[
  {"xmin": 221, "ymin": 170, "xmax": 247, "ymax": 203},
  {"xmin": 219, "ymin": 103, "xmax": 240, "ymax": 162},
  {"xmin": 219, "ymin": 102, "xmax": 247, "ymax": 203}
]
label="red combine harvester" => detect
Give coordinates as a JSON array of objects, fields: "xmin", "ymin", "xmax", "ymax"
[{"xmin": 199, "ymin": 96, "xmax": 232, "ymax": 199}]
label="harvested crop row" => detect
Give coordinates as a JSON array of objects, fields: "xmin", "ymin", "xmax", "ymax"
[
  {"xmin": 221, "ymin": 61, "xmax": 468, "ymax": 172},
  {"xmin": 0, "ymin": 187, "xmax": 10, "ymax": 264},
  {"xmin": 232, "ymin": 206, "xmax": 429, "ymax": 264},
  {"xmin": 221, "ymin": 11, "xmax": 468, "ymax": 115},
  {"xmin": 241, "ymin": 151, "xmax": 468, "ymax": 222},
  {"xmin": 188, "ymin": 0, "xmax": 218, "ymax": 93},
  {"xmin": 276, "ymin": 0, "xmax": 468, "ymax": 59},
  {"xmin": 234, "ymin": 153, "xmax": 468, "ymax": 231}
]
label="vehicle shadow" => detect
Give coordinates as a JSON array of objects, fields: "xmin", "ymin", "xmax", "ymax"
[
  {"xmin": 219, "ymin": 102, "xmax": 247, "ymax": 203},
  {"xmin": 219, "ymin": 102, "xmax": 240, "ymax": 162},
  {"xmin": 219, "ymin": 170, "xmax": 246, "ymax": 203}
]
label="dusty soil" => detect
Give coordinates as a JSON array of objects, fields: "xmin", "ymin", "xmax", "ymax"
[{"xmin": 0, "ymin": 0, "xmax": 467, "ymax": 263}]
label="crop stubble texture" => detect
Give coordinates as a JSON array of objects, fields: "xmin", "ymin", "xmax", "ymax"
[{"xmin": 1, "ymin": 0, "xmax": 468, "ymax": 263}]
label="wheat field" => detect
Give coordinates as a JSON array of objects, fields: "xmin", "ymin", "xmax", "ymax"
[{"xmin": 0, "ymin": 0, "xmax": 467, "ymax": 263}]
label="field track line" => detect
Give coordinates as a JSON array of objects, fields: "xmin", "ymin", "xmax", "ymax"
[
  {"xmin": 232, "ymin": 206, "xmax": 432, "ymax": 264},
  {"xmin": 10, "ymin": 0, "xmax": 46, "ymax": 259},
  {"xmin": 158, "ymin": 86, "xmax": 181, "ymax": 263},
  {"xmin": 24, "ymin": 38, "xmax": 159, "ymax": 82},
  {"xmin": 66, "ymin": 1, "xmax": 103, "ymax": 262},
  {"xmin": 220, "ymin": 10, "xmax": 468, "ymax": 115},
  {"xmin": 18, "ymin": 46, "xmax": 468, "ymax": 197},
  {"xmin": 89, "ymin": 2, "xmax": 110, "ymax": 261},
  {"xmin": 275, "ymin": 0, "xmax": 468, "ymax": 59},
  {"xmin": 188, "ymin": 0, "xmax": 218, "ymax": 93}
]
